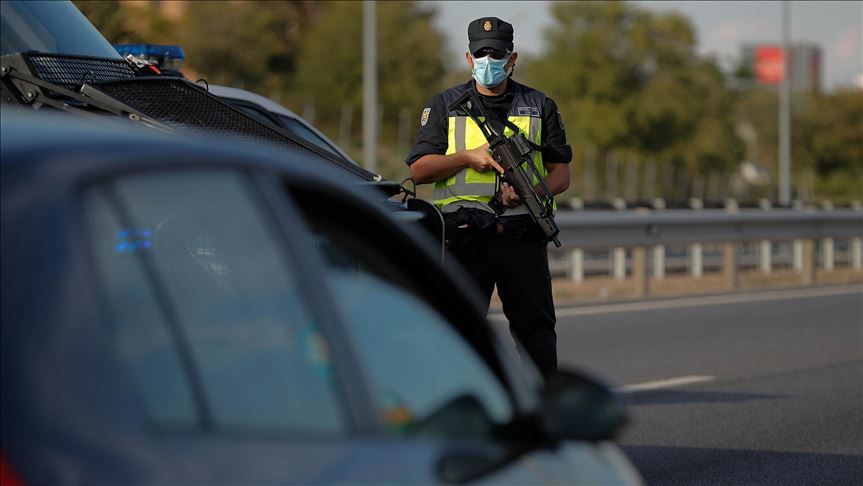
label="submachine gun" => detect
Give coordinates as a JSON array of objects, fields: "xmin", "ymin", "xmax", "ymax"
[{"xmin": 447, "ymin": 91, "xmax": 561, "ymax": 247}]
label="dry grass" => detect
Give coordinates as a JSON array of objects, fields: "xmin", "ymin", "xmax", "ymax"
[{"xmin": 489, "ymin": 266, "xmax": 863, "ymax": 309}]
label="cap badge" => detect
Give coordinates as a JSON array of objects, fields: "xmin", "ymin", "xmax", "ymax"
[{"xmin": 483, "ymin": 20, "xmax": 492, "ymax": 31}]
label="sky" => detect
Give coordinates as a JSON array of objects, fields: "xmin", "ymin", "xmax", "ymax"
[{"xmin": 427, "ymin": 1, "xmax": 863, "ymax": 90}]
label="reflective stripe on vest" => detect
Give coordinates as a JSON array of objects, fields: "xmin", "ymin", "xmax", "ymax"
[{"xmin": 433, "ymin": 115, "xmax": 543, "ymax": 216}]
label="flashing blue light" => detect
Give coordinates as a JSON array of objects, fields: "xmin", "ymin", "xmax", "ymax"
[
  {"xmin": 113, "ymin": 44, "xmax": 186, "ymax": 71},
  {"xmin": 116, "ymin": 229, "xmax": 153, "ymax": 254}
]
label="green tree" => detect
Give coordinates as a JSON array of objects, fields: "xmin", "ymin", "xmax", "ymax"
[
  {"xmin": 76, "ymin": 1, "xmax": 321, "ymax": 95},
  {"xmin": 74, "ymin": 0, "xmax": 176, "ymax": 46},
  {"xmin": 796, "ymin": 89, "xmax": 863, "ymax": 177},
  {"xmin": 73, "ymin": 1, "xmax": 139, "ymax": 44},
  {"xmin": 735, "ymin": 84, "xmax": 862, "ymax": 201},
  {"xmin": 525, "ymin": 2, "xmax": 637, "ymax": 150},
  {"xmin": 293, "ymin": 2, "xmax": 446, "ymax": 137},
  {"xmin": 795, "ymin": 89, "xmax": 863, "ymax": 200},
  {"xmin": 524, "ymin": 1, "xmax": 741, "ymax": 175},
  {"xmin": 177, "ymin": 1, "xmax": 321, "ymax": 94}
]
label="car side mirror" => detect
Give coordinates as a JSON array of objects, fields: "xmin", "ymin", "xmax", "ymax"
[
  {"xmin": 541, "ymin": 369, "xmax": 628, "ymax": 442},
  {"xmin": 412, "ymin": 393, "xmax": 495, "ymax": 440}
]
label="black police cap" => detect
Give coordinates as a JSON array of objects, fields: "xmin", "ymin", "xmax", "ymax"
[{"xmin": 468, "ymin": 17, "xmax": 514, "ymax": 55}]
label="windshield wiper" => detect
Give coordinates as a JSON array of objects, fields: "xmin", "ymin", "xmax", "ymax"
[{"xmin": 1, "ymin": 54, "xmax": 170, "ymax": 132}]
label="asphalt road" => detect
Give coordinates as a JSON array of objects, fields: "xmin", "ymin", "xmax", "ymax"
[{"xmin": 493, "ymin": 284, "xmax": 863, "ymax": 485}]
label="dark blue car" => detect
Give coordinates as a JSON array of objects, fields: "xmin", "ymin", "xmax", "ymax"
[{"xmin": 0, "ymin": 109, "xmax": 639, "ymax": 485}]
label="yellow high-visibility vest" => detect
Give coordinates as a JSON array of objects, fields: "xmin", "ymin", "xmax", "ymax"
[{"xmin": 433, "ymin": 81, "xmax": 548, "ymax": 216}]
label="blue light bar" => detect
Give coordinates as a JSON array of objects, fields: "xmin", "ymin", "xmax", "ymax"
[{"xmin": 112, "ymin": 44, "xmax": 185, "ymax": 71}]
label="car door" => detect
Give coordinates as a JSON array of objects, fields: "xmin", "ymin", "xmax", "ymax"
[
  {"xmin": 279, "ymin": 178, "xmax": 597, "ymax": 484},
  {"xmin": 75, "ymin": 161, "xmax": 624, "ymax": 484},
  {"xmin": 79, "ymin": 165, "xmax": 430, "ymax": 483}
]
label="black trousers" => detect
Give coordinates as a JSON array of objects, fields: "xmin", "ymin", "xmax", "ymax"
[{"xmin": 448, "ymin": 227, "xmax": 557, "ymax": 376}]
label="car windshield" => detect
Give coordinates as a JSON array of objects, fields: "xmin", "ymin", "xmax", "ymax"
[{"xmin": 0, "ymin": 0, "xmax": 121, "ymax": 58}]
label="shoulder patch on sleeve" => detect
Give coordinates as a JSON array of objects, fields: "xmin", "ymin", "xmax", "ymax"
[
  {"xmin": 557, "ymin": 110, "xmax": 565, "ymax": 130},
  {"xmin": 420, "ymin": 107, "xmax": 431, "ymax": 127}
]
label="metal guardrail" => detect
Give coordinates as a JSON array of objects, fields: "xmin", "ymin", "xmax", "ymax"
[
  {"xmin": 554, "ymin": 208, "xmax": 863, "ymax": 248},
  {"xmin": 549, "ymin": 207, "xmax": 863, "ymax": 295},
  {"xmin": 549, "ymin": 243, "xmax": 856, "ymax": 277}
]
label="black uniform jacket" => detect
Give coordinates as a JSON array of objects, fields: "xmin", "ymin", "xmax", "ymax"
[{"xmin": 406, "ymin": 79, "xmax": 572, "ymax": 166}]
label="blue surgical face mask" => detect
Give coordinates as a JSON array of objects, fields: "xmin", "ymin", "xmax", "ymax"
[{"xmin": 472, "ymin": 54, "xmax": 511, "ymax": 88}]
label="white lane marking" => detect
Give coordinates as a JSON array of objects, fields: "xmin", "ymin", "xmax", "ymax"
[
  {"xmin": 618, "ymin": 375, "xmax": 716, "ymax": 393},
  {"xmin": 488, "ymin": 284, "xmax": 862, "ymax": 321}
]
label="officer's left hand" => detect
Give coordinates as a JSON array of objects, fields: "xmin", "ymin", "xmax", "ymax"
[{"xmin": 502, "ymin": 182, "xmax": 522, "ymax": 208}]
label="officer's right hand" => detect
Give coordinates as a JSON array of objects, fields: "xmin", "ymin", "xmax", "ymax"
[{"xmin": 464, "ymin": 143, "xmax": 504, "ymax": 174}]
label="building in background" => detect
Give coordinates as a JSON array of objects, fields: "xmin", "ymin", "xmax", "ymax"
[{"xmin": 741, "ymin": 43, "xmax": 822, "ymax": 93}]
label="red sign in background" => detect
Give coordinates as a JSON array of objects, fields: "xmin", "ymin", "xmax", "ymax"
[{"xmin": 755, "ymin": 46, "xmax": 784, "ymax": 84}]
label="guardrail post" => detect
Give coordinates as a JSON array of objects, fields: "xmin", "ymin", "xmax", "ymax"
[
  {"xmin": 852, "ymin": 238, "xmax": 862, "ymax": 271},
  {"xmin": 853, "ymin": 201, "xmax": 862, "ymax": 272},
  {"xmin": 791, "ymin": 200, "xmax": 805, "ymax": 272},
  {"xmin": 723, "ymin": 242, "xmax": 739, "ymax": 290},
  {"xmin": 569, "ymin": 248, "xmax": 584, "ymax": 284},
  {"xmin": 821, "ymin": 201, "xmax": 834, "ymax": 273},
  {"xmin": 822, "ymin": 238, "xmax": 834, "ymax": 273},
  {"xmin": 632, "ymin": 246, "xmax": 649, "ymax": 297},
  {"xmin": 611, "ymin": 198, "xmax": 626, "ymax": 281},
  {"xmin": 689, "ymin": 199, "xmax": 703, "ymax": 278},
  {"xmin": 793, "ymin": 239, "xmax": 804, "ymax": 272},
  {"xmin": 612, "ymin": 248, "xmax": 626, "ymax": 281},
  {"xmin": 759, "ymin": 199, "xmax": 772, "ymax": 274},
  {"xmin": 759, "ymin": 240, "xmax": 772, "ymax": 274},
  {"xmin": 690, "ymin": 243, "xmax": 703, "ymax": 278},
  {"xmin": 723, "ymin": 199, "xmax": 739, "ymax": 290},
  {"xmin": 801, "ymin": 239, "xmax": 816, "ymax": 285},
  {"xmin": 653, "ymin": 245, "xmax": 665, "ymax": 280},
  {"xmin": 652, "ymin": 198, "xmax": 665, "ymax": 280}
]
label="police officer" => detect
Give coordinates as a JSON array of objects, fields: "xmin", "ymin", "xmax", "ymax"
[{"xmin": 406, "ymin": 17, "xmax": 572, "ymax": 376}]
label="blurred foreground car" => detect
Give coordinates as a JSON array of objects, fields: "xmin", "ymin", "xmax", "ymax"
[{"xmin": 0, "ymin": 78, "xmax": 640, "ymax": 486}]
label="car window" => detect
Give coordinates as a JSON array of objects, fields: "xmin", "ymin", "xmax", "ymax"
[
  {"xmin": 222, "ymin": 99, "xmax": 345, "ymax": 160},
  {"xmin": 277, "ymin": 115, "xmax": 343, "ymax": 159},
  {"xmin": 84, "ymin": 170, "xmax": 344, "ymax": 434},
  {"xmin": 300, "ymin": 212, "xmax": 514, "ymax": 440},
  {"xmin": 231, "ymin": 103, "xmax": 280, "ymax": 126}
]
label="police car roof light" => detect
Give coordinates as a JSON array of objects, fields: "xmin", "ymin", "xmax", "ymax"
[{"xmin": 112, "ymin": 44, "xmax": 185, "ymax": 69}]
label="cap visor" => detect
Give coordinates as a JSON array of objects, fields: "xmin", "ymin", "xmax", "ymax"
[{"xmin": 469, "ymin": 39, "xmax": 512, "ymax": 55}]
